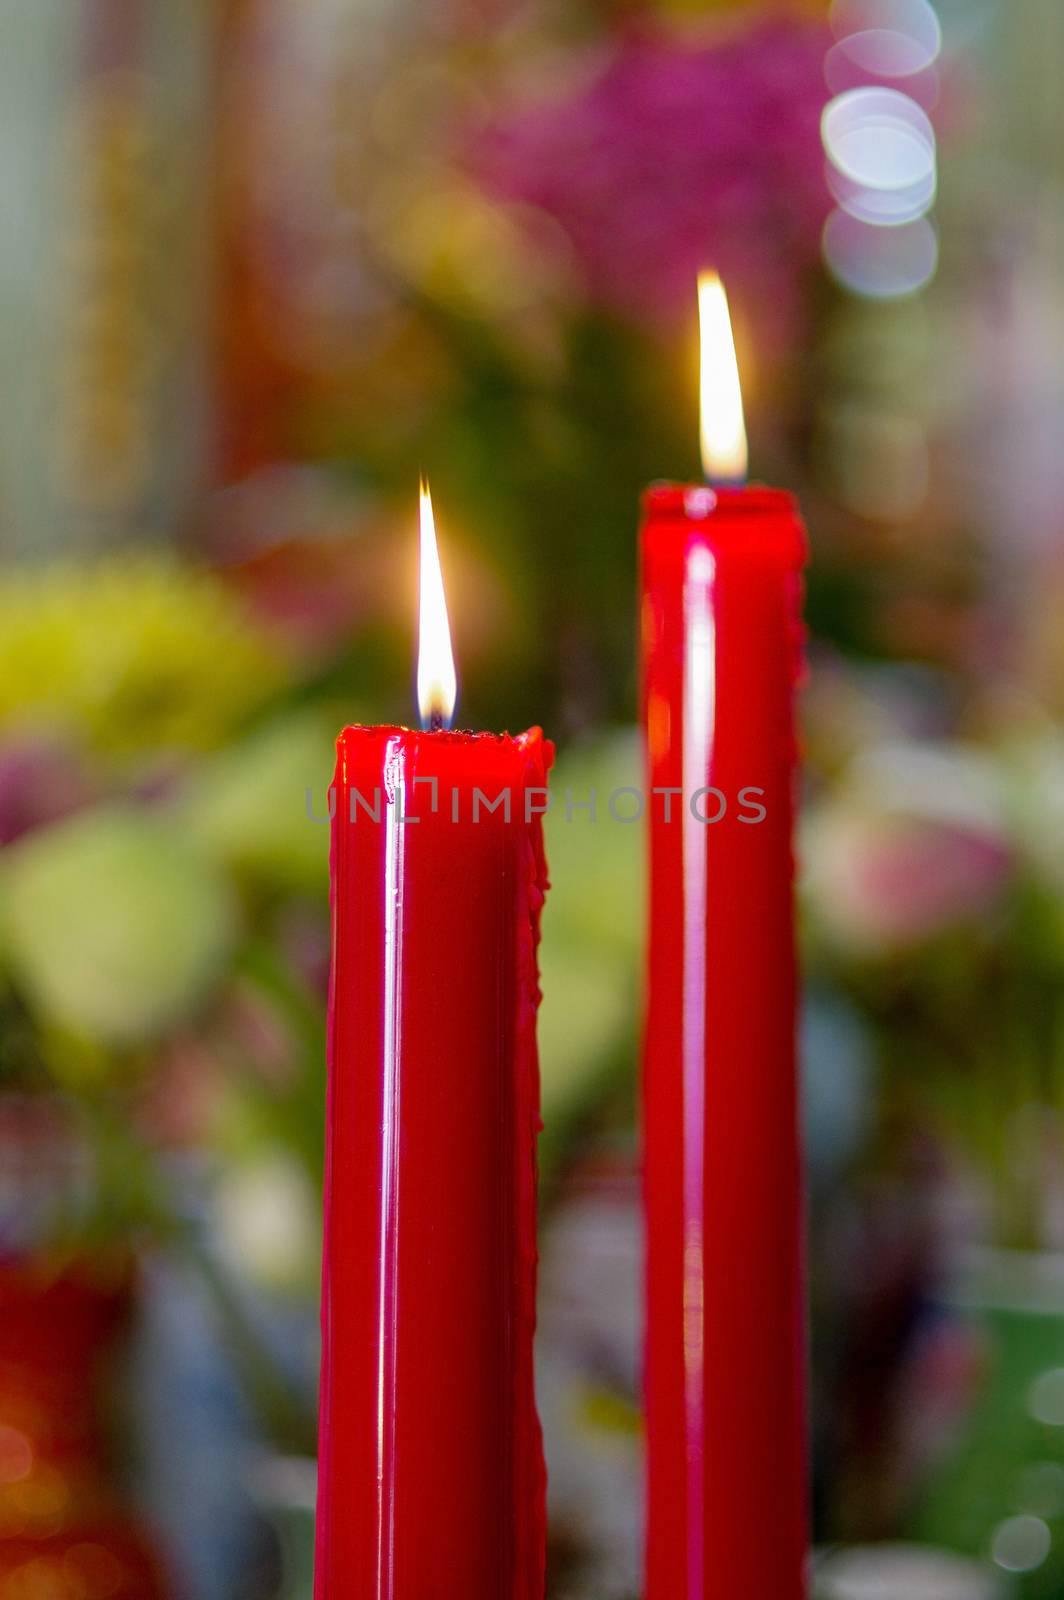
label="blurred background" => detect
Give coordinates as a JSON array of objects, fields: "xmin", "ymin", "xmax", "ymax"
[{"xmin": 1, "ymin": 0, "xmax": 1063, "ymax": 1595}]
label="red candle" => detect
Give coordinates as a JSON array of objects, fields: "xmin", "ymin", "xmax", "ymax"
[
  {"xmin": 315, "ymin": 487, "xmax": 551, "ymax": 1599},
  {"xmin": 641, "ymin": 275, "xmax": 809, "ymax": 1599}
]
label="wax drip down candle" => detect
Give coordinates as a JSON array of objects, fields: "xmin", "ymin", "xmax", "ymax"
[
  {"xmin": 640, "ymin": 275, "xmax": 809, "ymax": 1600},
  {"xmin": 314, "ymin": 485, "xmax": 552, "ymax": 1600}
]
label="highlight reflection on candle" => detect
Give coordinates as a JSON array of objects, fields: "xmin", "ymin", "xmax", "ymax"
[{"xmin": 681, "ymin": 542, "xmax": 716, "ymax": 1600}]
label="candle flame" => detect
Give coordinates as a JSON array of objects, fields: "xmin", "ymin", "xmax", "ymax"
[
  {"xmin": 698, "ymin": 271, "xmax": 748, "ymax": 485},
  {"xmin": 417, "ymin": 480, "xmax": 457, "ymax": 730}
]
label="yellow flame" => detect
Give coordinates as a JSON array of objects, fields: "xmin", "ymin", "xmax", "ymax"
[
  {"xmin": 698, "ymin": 271, "xmax": 748, "ymax": 484},
  {"xmin": 417, "ymin": 481, "xmax": 457, "ymax": 729}
]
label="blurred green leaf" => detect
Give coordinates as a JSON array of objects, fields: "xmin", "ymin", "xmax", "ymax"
[
  {"xmin": 0, "ymin": 555, "xmax": 289, "ymax": 757},
  {"xmin": 544, "ymin": 730, "xmax": 644, "ymax": 959},
  {"xmin": 183, "ymin": 708, "xmax": 341, "ymax": 897},
  {"xmin": 2, "ymin": 807, "xmax": 236, "ymax": 1051},
  {"xmin": 538, "ymin": 731, "xmax": 643, "ymax": 1135},
  {"xmin": 538, "ymin": 941, "xmax": 631, "ymax": 1124}
]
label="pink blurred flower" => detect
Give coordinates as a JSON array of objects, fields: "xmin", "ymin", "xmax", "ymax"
[
  {"xmin": 0, "ymin": 737, "xmax": 96, "ymax": 845},
  {"xmin": 812, "ymin": 813, "xmax": 1012, "ymax": 951},
  {"xmin": 472, "ymin": 18, "xmax": 830, "ymax": 339},
  {"xmin": 804, "ymin": 745, "xmax": 1015, "ymax": 953}
]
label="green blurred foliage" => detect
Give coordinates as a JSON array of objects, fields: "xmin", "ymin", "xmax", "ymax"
[
  {"xmin": 185, "ymin": 708, "xmax": 340, "ymax": 898},
  {"xmin": 2, "ymin": 808, "xmax": 236, "ymax": 1053},
  {"xmin": 0, "ymin": 557, "xmax": 288, "ymax": 757},
  {"xmin": 538, "ymin": 733, "xmax": 643, "ymax": 1159}
]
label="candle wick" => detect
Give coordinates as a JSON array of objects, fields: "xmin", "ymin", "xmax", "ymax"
[{"xmin": 428, "ymin": 709, "xmax": 445, "ymax": 733}]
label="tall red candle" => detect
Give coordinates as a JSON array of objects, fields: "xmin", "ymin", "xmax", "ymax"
[
  {"xmin": 315, "ymin": 488, "xmax": 551, "ymax": 1599},
  {"xmin": 641, "ymin": 277, "xmax": 809, "ymax": 1599}
]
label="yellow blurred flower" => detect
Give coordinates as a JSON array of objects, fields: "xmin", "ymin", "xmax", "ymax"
[{"xmin": 0, "ymin": 556, "xmax": 288, "ymax": 758}]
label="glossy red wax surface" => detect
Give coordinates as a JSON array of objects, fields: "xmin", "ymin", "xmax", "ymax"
[
  {"xmin": 641, "ymin": 484, "xmax": 808, "ymax": 1599},
  {"xmin": 315, "ymin": 726, "xmax": 552, "ymax": 1600}
]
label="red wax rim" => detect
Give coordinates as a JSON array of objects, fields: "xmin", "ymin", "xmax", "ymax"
[
  {"xmin": 641, "ymin": 481, "xmax": 800, "ymax": 520},
  {"xmin": 336, "ymin": 725, "xmax": 546, "ymax": 748}
]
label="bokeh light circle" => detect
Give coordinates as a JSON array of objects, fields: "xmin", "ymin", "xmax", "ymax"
[
  {"xmin": 823, "ymin": 88, "xmax": 936, "ymax": 193},
  {"xmin": 823, "ymin": 210, "xmax": 938, "ymax": 298},
  {"xmin": 991, "ymin": 1515, "xmax": 1052, "ymax": 1575},
  {"xmin": 1028, "ymin": 1367, "xmax": 1064, "ymax": 1426},
  {"xmin": 827, "ymin": 158, "xmax": 936, "ymax": 225},
  {"xmin": 831, "ymin": 0, "xmax": 943, "ymax": 71}
]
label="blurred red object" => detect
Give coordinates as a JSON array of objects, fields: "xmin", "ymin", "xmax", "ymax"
[{"xmin": 0, "ymin": 1259, "xmax": 170, "ymax": 1598}]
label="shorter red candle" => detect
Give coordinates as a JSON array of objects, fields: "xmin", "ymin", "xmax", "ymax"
[{"xmin": 315, "ymin": 488, "xmax": 552, "ymax": 1599}]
